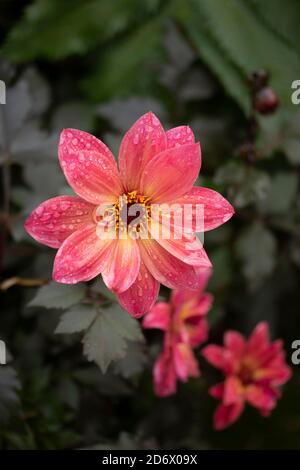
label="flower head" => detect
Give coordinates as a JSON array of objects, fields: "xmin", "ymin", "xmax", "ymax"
[
  {"xmin": 25, "ymin": 112, "xmax": 234, "ymax": 318},
  {"xmin": 202, "ymin": 322, "xmax": 292, "ymax": 430},
  {"xmin": 143, "ymin": 270, "xmax": 213, "ymax": 396}
]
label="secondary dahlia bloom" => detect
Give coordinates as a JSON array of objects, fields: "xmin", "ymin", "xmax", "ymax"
[
  {"xmin": 25, "ymin": 112, "xmax": 234, "ymax": 318},
  {"xmin": 202, "ymin": 322, "xmax": 292, "ymax": 430},
  {"xmin": 143, "ymin": 270, "xmax": 213, "ymax": 396}
]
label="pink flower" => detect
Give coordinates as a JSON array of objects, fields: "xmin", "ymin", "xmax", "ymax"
[
  {"xmin": 143, "ymin": 270, "xmax": 213, "ymax": 396},
  {"xmin": 202, "ymin": 322, "xmax": 292, "ymax": 430},
  {"xmin": 25, "ymin": 112, "xmax": 234, "ymax": 318}
]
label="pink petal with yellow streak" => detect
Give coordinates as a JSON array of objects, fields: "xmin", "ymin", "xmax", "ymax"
[
  {"xmin": 118, "ymin": 260, "xmax": 159, "ymax": 318},
  {"xmin": 141, "ymin": 143, "xmax": 201, "ymax": 202},
  {"xmin": 186, "ymin": 317, "xmax": 209, "ymax": 347},
  {"xmin": 154, "ymin": 345, "xmax": 177, "ymax": 397},
  {"xmin": 174, "ymin": 342, "xmax": 200, "ymax": 382},
  {"xmin": 164, "ymin": 186, "xmax": 235, "ymax": 233},
  {"xmin": 213, "ymin": 401, "xmax": 244, "ymax": 431},
  {"xmin": 25, "ymin": 196, "xmax": 94, "ymax": 248},
  {"xmin": 223, "ymin": 376, "xmax": 243, "ymax": 406},
  {"xmin": 118, "ymin": 112, "xmax": 167, "ymax": 192},
  {"xmin": 245, "ymin": 384, "xmax": 278, "ymax": 413},
  {"xmin": 53, "ymin": 224, "xmax": 113, "ymax": 283},
  {"xmin": 255, "ymin": 360, "xmax": 292, "ymax": 385},
  {"xmin": 140, "ymin": 239, "xmax": 209, "ymax": 290},
  {"xmin": 102, "ymin": 239, "xmax": 140, "ymax": 294},
  {"xmin": 58, "ymin": 129, "xmax": 123, "ymax": 204},
  {"xmin": 143, "ymin": 301, "xmax": 171, "ymax": 330},
  {"xmin": 166, "ymin": 126, "xmax": 195, "ymax": 148}
]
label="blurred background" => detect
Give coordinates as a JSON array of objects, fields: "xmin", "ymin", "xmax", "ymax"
[{"xmin": 1, "ymin": 0, "xmax": 300, "ymax": 450}]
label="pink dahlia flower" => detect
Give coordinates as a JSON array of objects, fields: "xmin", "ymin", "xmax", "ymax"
[
  {"xmin": 25, "ymin": 112, "xmax": 234, "ymax": 318},
  {"xmin": 202, "ymin": 322, "xmax": 292, "ymax": 430},
  {"xmin": 143, "ymin": 270, "xmax": 213, "ymax": 396}
]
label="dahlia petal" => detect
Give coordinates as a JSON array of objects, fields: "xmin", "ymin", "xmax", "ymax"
[
  {"xmin": 224, "ymin": 331, "xmax": 246, "ymax": 358},
  {"xmin": 150, "ymin": 221, "xmax": 212, "ymax": 268},
  {"xmin": 245, "ymin": 384, "xmax": 278, "ymax": 413},
  {"xmin": 140, "ymin": 239, "xmax": 209, "ymax": 290},
  {"xmin": 186, "ymin": 317, "xmax": 209, "ymax": 347},
  {"xmin": 166, "ymin": 126, "xmax": 195, "ymax": 148},
  {"xmin": 53, "ymin": 224, "xmax": 113, "ymax": 283},
  {"xmin": 154, "ymin": 345, "xmax": 177, "ymax": 397},
  {"xmin": 25, "ymin": 196, "xmax": 94, "ymax": 248},
  {"xmin": 174, "ymin": 342, "xmax": 199, "ymax": 381},
  {"xmin": 143, "ymin": 301, "xmax": 171, "ymax": 330},
  {"xmin": 102, "ymin": 239, "xmax": 140, "ymax": 294},
  {"xmin": 213, "ymin": 401, "xmax": 244, "ymax": 431},
  {"xmin": 202, "ymin": 345, "xmax": 226, "ymax": 370},
  {"xmin": 170, "ymin": 268, "xmax": 212, "ymax": 307},
  {"xmin": 58, "ymin": 129, "xmax": 123, "ymax": 204},
  {"xmin": 194, "ymin": 292, "xmax": 214, "ymax": 317},
  {"xmin": 164, "ymin": 186, "xmax": 235, "ymax": 233},
  {"xmin": 223, "ymin": 376, "xmax": 243, "ymax": 406},
  {"xmin": 118, "ymin": 112, "xmax": 167, "ymax": 191},
  {"xmin": 118, "ymin": 260, "xmax": 159, "ymax": 318},
  {"xmin": 209, "ymin": 383, "xmax": 225, "ymax": 399},
  {"xmin": 141, "ymin": 143, "xmax": 201, "ymax": 202},
  {"xmin": 255, "ymin": 362, "xmax": 292, "ymax": 385},
  {"xmin": 247, "ymin": 322, "xmax": 270, "ymax": 355}
]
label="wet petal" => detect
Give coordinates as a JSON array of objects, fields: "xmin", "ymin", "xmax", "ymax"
[
  {"xmin": 25, "ymin": 196, "xmax": 94, "ymax": 248},
  {"xmin": 166, "ymin": 126, "xmax": 195, "ymax": 148},
  {"xmin": 164, "ymin": 186, "xmax": 234, "ymax": 233},
  {"xmin": 118, "ymin": 260, "xmax": 159, "ymax": 318},
  {"xmin": 140, "ymin": 239, "xmax": 209, "ymax": 290},
  {"xmin": 141, "ymin": 143, "xmax": 201, "ymax": 202},
  {"xmin": 150, "ymin": 222, "xmax": 212, "ymax": 267},
  {"xmin": 102, "ymin": 239, "xmax": 140, "ymax": 293},
  {"xmin": 59, "ymin": 128, "xmax": 123, "ymax": 204},
  {"xmin": 118, "ymin": 112, "xmax": 166, "ymax": 191},
  {"xmin": 53, "ymin": 224, "xmax": 113, "ymax": 283}
]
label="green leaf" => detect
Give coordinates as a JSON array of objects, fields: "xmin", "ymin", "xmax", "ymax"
[
  {"xmin": 82, "ymin": 305, "xmax": 144, "ymax": 373},
  {"xmin": 55, "ymin": 305, "xmax": 97, "ymax": 334},
  {"xmin": 28, "ymin": 282, "xmax": 86, "ymax": 309},
  {"xmin": 236, "ymin": 222, "xmax": 278, "ymax": 288},
  {"xmin": 197, "ymin": 0, "xmax": 300, "ymax": 108},
  {"xmin": 82, "ymin": 17, "xmax": 164, "ymax": 101},
  {"xmin": 250, "ymin": 0, "xmax": 300, "ymax": 53},
  {"xmin": 114, "ymin": 342, "xmax": 147, "ymax": 378},
  {"xmin": 177, "ymin": 0, "xmax": 249, "ymax": 112},
  {"xmin": 3, "ymin": 0, "xmax": 154, "ymax": 61}
]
